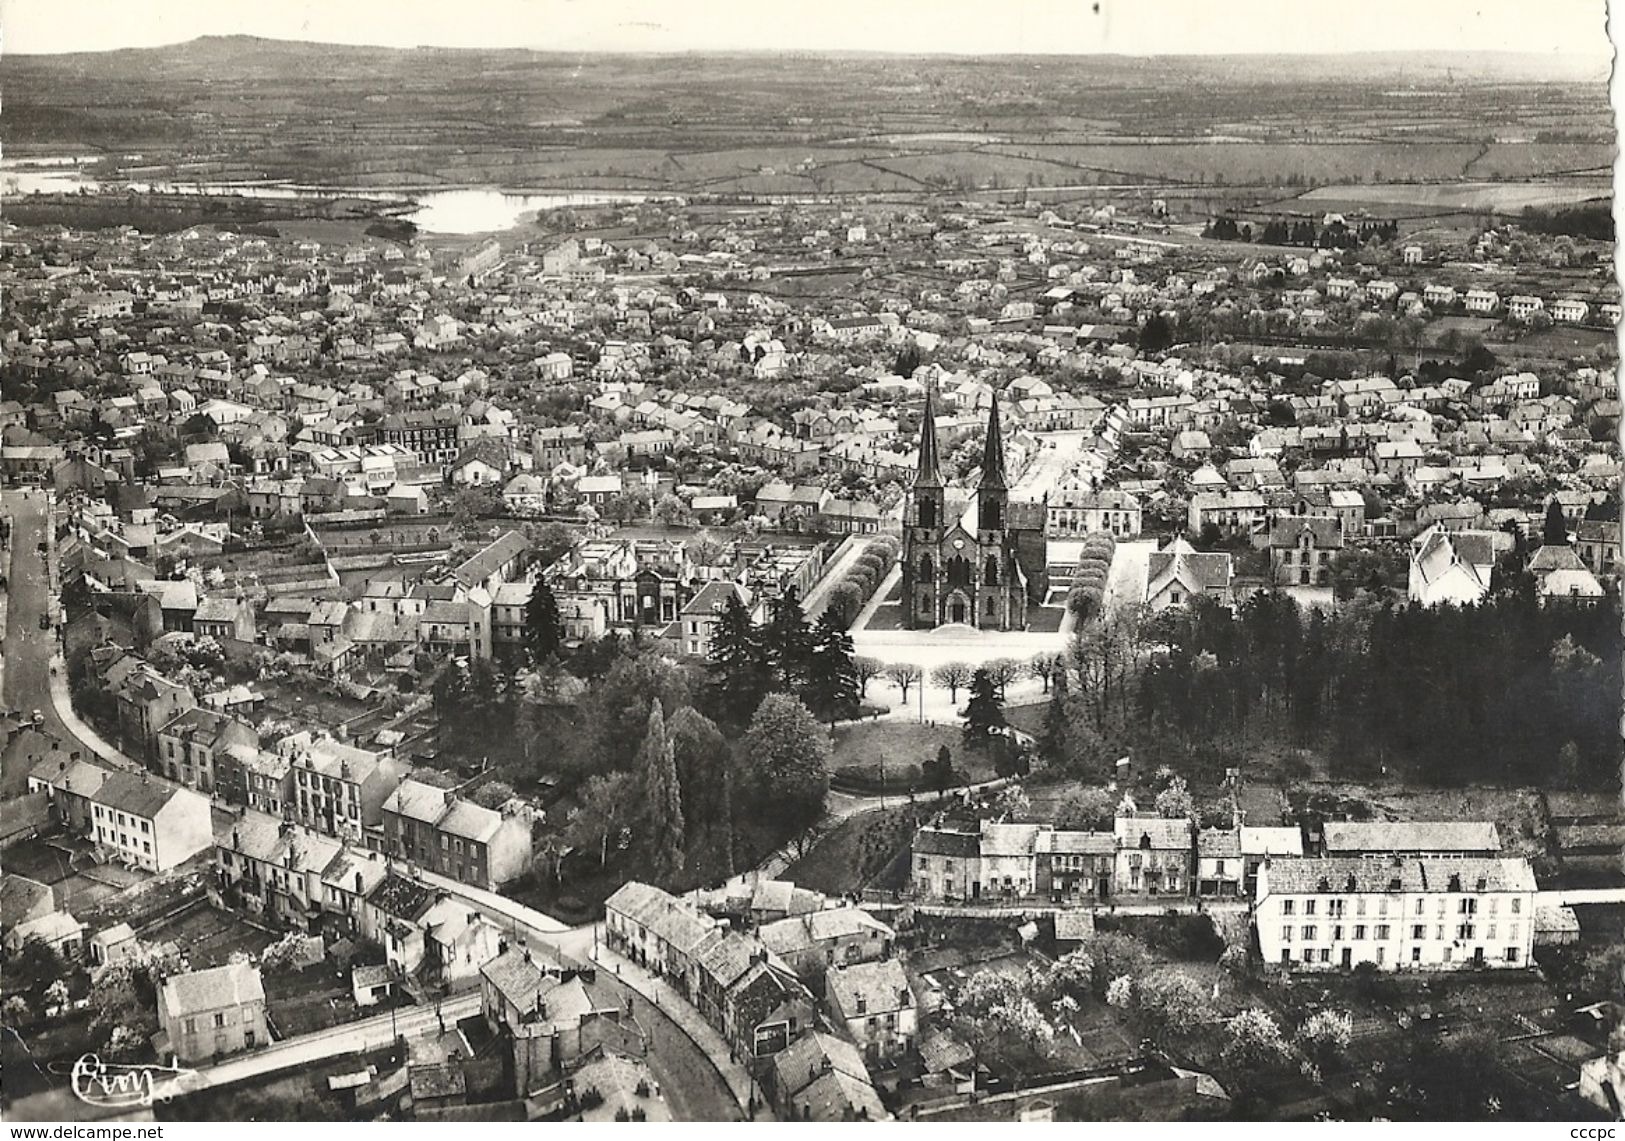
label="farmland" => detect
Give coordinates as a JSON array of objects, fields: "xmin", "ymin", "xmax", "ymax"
[
  {"xmin": 1294, "ymin": 179, "xmax": 1612, "ymax": 213},
  {"xmin": 2, "ymin": 42, "xmax": 1611, "ymax": 209}
]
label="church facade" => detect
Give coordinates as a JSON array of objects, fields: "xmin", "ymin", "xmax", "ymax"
[{"xmin": 901, "ymin": 387, "xmax": 1046, "ymax": 630}]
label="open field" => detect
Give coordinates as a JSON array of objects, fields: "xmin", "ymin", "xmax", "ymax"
[
  {"xmin": 3, "ymin": 44, "xmax": 1609, "ymax": 200},
  {"xmin": 1295, "ymin": 179, "xmax": 1612, "ymax": 212},
  {"xmin": 829, "ymin": 721, "xmax": 995, "ymax": 787}
]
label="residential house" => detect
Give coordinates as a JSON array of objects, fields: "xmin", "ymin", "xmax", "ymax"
[
  {"xmin": 1145, "ymin": 538, "xmax": 1233, "ymax": 611},
  {"xmin": 158, "ymin": 962, "xmax": 269, "ymax": 1063},
  {"xmin": 1268, "ymin": 517, "xmax": 1342, "ymax": 587},
  {"xmin": 283, "ymin": 733, "xmax": 404, "ymax": 843},
  {"xmin": 154, "ymin": 707, "xmax": 257, "ymax": 795},
  {"xmin": 825, "ymin": 959, "xmax": 917, "ymax": 1064},
  {"xmin": 1112, "ymin": 813, "xmax": 1192, "ymax": 900},
  {"xmin": 678, "ymin": 581, "xmax": 749, "ymax": 659},
  {"xmin": 1196, "ymin": 828, "xmax": 1243, "ymax": 898},
  {"xmin": 1241, "ymin": 826, "xmax": 1304, "ymax": 898},
  {"xmin": 1528, "ymin": 543, "xmax": 1606, "ymax": 605},
  {"xmin": 380, "ymin": 779, "xmax": 535, "ymax": 891},
  {"xmin": 192, "ymin": 597, "xmax": 256, "ymax": 643},
  {"xmin": 769, "ymin": 1031, "xmax": 888, "ymax": 1122},
  {"xmin": 1408, "ymin": 525, "xmax": 1497, "ymax": 608},
  {"xmin": 90, "ymin": 772, "xmax": 213, "ymax": 872},
  {"xmin": 1036, "ymin": 830, "xmax": 1115, "ymax": 904},
  {"xmin": 1255, "ymin": 856, "xmax": 1536, "ymax": 971},
  {"xmin": 25, "ymin": 743, "xmax": 110, "ymax": 835},
  {"xmin": 604, "ymin": 882, "xmax": 723, "ymax": 1000},
  {"xmin": 911, "ymin": 824, "xmax": 981, "ymax": 901},
  {"xmin": 758, "ymin": 908, "xmax": 895, "ymax": 987}
]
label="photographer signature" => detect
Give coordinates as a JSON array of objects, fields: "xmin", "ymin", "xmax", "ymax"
[{"xmin": 53, "ymin": 1055, "xmax": 203, "ymax": 1108}]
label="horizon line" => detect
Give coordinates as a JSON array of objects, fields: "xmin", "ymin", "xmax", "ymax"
[{"xmin": 5, "ymin": 33, "xmax": 1613, "ymax": 60}]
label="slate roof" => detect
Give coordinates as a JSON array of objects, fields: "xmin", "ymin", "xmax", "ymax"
[
  {"xmin": 1262, "ymin": 855, "xmax": 1535, "ymax": 896},
  {"xmin": 160, "ymin": 962, "xmax": 264, "ymax": 1020},
  {"xmin": 758, "ymin": 908, "xmax": 893, "ymax": 956},
  {"xmin": 1322, "ymin": 821, "xmax": 1501, "ymax": 855},
  {"xmin": 1038, "ymin": 830, "xmax": 1115, "ymax": 856},
  {"xmin": 913, "ymin": 827, "xmax": 980, "ymax": 859},
  {"xmin": 1113, "ymin": 815, "xmax": 1192, "ymax": 851},
  {"xmin": 1240, "ymin": 826, "xmax": 1304, "ymax": 857},
  {"xmin": 1268, "ymin": 516, "xmax": 1344, "ymax": 550},
  {"xmin": 0, "ymin": 874, "xmax": 54, "ymax": 926},
  {"xmin": 605, "ymin": 882, "xmax": 720, "ymax": 956},
  {"xmin": 772, "ymin": 1031, "xmax": 886, "ymax": 1121},
  {"xmin": 91, "ymin": 771, "xmax": 199, "ymax": 821},
  {"xmin": 827, "ymin": 959, "xmax": 912, "ymax": 1019},
  {"xmin": 980, "ymin": 822, "xmax": 1043, "ymax": 857},
  {"xmin": 453, "ymin": 530, "xmax": 529, "ymax": 588}
]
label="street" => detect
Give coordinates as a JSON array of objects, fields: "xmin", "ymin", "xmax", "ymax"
[
  {"xmin": 190, "ymin": 993, "xmax": 482, "ymax": 1093},
  {"xmin": 1, "ymin": 489, "xmax": 72, "ymax": 796}
]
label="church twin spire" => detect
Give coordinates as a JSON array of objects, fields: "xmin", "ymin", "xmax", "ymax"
[{"xmin": 914, "ymin": 382, "xmax": 1006, "ymax": 494}]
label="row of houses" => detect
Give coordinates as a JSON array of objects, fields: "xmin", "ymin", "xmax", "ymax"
[
  {"xmin": 910, "ymin": 810, "xmax": 1538, "ymax": 973},
  {"xmin": 605, "ymin": 881, "xmax": 911, "ymax": 1120}
]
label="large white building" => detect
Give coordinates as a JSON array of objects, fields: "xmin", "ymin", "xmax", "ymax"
[{"xmin": 1255, "ymin": 856, "xmax": 1536, "ymax": 972}]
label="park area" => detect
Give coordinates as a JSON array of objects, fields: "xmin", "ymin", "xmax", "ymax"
[{"xmin": 829, "ymin": 721, "xmax": 998, "ymax": 791}]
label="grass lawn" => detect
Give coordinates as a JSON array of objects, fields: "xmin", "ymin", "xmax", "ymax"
[
  {"xmin": 1027, "ymin": 605, "xmax": 1068, "ymax": 633},
  {"xmin": 829, "ymin": 721, "xmax": 995, "ymax": 786},
  {"xmin": 860, "ymin": 602, "xmax": 906, "ymax": 631},
  {"xmin": 781, "ymin": 804, "xmax": 922, "ymax": 895}
]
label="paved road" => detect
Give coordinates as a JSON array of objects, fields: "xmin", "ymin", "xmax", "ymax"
[
  {"xmin": 1, "ymin": 490, "xmax": 71, "ymax": 796},
  {"xmin": 801, "ymin": 535, "xmax": 873, "ymax": 623},
  {"xmin": 1103, "ymin": 538, "xmax": 1156, "ymax": 616},
  {"xmin": 190, "ymin": 993, "xmax": 482, "ymax": 1093}
]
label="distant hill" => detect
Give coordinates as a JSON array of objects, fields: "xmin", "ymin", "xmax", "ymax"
[{"xmin": 3, "ymin": 35, "xmax": 1611, "ymax": 86}]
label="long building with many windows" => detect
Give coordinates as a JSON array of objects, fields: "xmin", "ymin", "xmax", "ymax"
[{"xmin": 1255, "ymin": 856, "xmax": 1536, "ymax": 972}]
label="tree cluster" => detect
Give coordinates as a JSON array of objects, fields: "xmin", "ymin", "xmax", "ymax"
[
  {"xmin": 825, "ymin": 536, "xmax": 900, "ymax": 628},
  {"xmin": 707, "ymin": 588, "xmax": 860, "ymax": 727},
  {"xmin": 1136, "ymin": 590, "xmax": 1621, "ymax": 788},
  {"xmin": 1066, "ymin": 531, "xmax": 1117, "ymax": 619}
]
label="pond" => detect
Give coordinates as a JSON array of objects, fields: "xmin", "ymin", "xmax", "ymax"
[{"xmin": 0, "ymin": 158, "xmax": 650, "ymax": 234}]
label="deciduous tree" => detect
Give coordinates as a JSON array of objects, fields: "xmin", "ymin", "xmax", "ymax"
[
  {"xmin": 740, "ymin": 693, "xmax": 831, "ymax": 834},
  {"xmin": 931, "ymin": 661, "xmax": 972, "ymax": 704}
]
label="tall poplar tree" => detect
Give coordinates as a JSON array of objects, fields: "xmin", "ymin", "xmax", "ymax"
[{"xmin": 636, "ymin": 703, "xmax": 684, "ymax": 883}]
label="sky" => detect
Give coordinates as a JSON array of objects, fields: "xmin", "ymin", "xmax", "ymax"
[{"xmin": 0, "ymin": 0, "xmax": 1613, "ymax": 56}]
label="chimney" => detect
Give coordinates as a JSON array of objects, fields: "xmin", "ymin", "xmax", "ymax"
[
  {"xmin": 444, "ymin": 789, "xmax": 456, "ymax": 807},
  {"xmin": 233, "ymin": 829, "xmax": 241, "ymax": 850},
  {"xmin": 355, "ymin": 871, "xmax": 364, "ymax": 894}
]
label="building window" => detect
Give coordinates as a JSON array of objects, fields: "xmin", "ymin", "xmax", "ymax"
[{"xmin": 1282, "ymin": 900, "xmax": 1295, "ymax": 917}]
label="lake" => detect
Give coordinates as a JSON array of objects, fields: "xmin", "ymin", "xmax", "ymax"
[{"xmin": 0, "ymin": 160, "xmax": 650, "ymax": 234}]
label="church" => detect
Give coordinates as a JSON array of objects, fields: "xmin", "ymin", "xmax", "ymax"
[{"xmin": 901, "ymin": 386, "xmax": 1047, "ymax": 630}]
